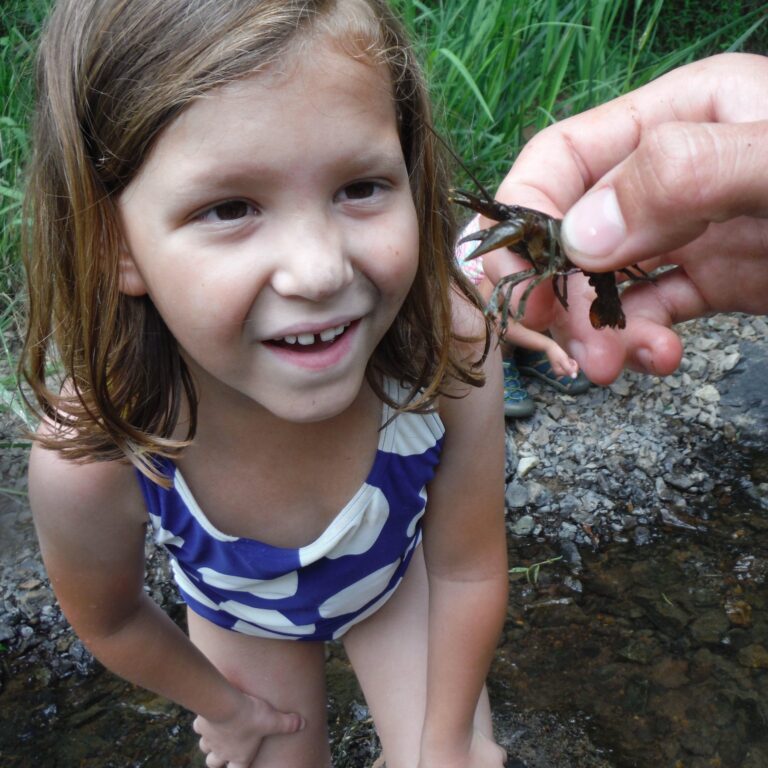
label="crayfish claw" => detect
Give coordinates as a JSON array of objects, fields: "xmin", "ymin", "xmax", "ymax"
[{"xmin": 459, "ymin": 220, "xmax": 526, "ymax": 262}]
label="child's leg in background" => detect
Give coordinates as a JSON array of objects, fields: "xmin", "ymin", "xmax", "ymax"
[
  {"xmin": 187, "ymin": 612, "xmax": 331, "ymax": 767},
  {"xmin": 342, "ymin": 546, "xmax": 495, "ymax": 767}
]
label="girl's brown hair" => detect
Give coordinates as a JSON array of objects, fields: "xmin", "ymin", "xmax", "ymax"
[{"xmin": 22, "ymin": 0, "xmax": 489, "ymax": 480}]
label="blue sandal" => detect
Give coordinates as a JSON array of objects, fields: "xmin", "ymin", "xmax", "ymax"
[{"xmin": 503, "ymin": 359, "xmax": 535, "ymax": 418}]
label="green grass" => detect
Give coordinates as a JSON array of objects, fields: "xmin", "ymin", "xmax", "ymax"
[
  {"xmin": 392, "ymin": 0, "xmax": 767, "ymax": 181},
  {"xmin": 0, "ymin": 0, "xmax": 49, "ymax": 432},
  {"xmin": 0, "ymin": 0, "xmax": 765, "ymax": 430}
]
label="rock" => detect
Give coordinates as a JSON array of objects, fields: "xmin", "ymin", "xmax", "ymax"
[
  {"xmin": 649, "ymin": 657, "xmax": 690, "ymax": 689},
  {"xmin": 505, "ymin": 482, "xmax": 529, "ymax": 509},
  {"xmin": 529, "ymin": 426, "xmax": 550, "ymax": 447},
  {"xmin": 724, "ymin": 599, "xmax": 753, "ymax": 628},
  {"xmin": 559, "ymin": 539, "xmax": 582, "ymax": 570},
  {"xmin": 737, "ymin": 644, "xmax": 768, "ymax": 670},
  {"xmin": 0, "ymin": 620, "xmax": 14, "ymax": 643},
  {"xmin": 689, "ymin": 610, "xmax": 729, "ymax": 645},
  {"xmin": 618, "ymin": 633, "xmax": 661, "ymax": 664},
  {"xmin": 516, "ymin": 456, "xmax": 539, "ymax": 477},
  {"xmin": 633, "ymin": 526, "xmax": 652, "ymax": 546},
  {"xmin": 512, "ymin": 515, "xmax": 536, "ymax": 537},
  {"xmin": 558, "ymin": 521, "xmax": 578, "ymax": 540}
]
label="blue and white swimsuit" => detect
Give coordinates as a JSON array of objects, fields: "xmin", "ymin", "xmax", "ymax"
[{"xmin": 137, "ymin": 381, "xmax": 444, "ymax": 642}]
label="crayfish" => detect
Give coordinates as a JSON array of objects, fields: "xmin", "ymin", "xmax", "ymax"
[{"xmin": 452, "ymin": 187, "xmax": 650, "ymax": 333}]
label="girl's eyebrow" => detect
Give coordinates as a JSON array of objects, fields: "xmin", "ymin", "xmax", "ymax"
[{"xmin": 176, "ymin": 149, "xmax": 408, "ymax": 188}]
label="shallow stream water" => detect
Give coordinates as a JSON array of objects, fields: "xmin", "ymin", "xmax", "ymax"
[
  {"xmin": 493, "ymin": 446, "xmax": 768, "ymax": 768},
  {"xmin": 1, "ymin": 448, "xmax": 766, "ymax": 768}
]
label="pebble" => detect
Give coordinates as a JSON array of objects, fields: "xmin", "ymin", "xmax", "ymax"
[
  {"xmin": 501, "ymin": 314, "xmax": 766, "ymax": 548},
  {"xmin": 517, "ymin": 456, "xmax": 539, "ymax": 477},
  {"xmin": 512, "ymin": 515, "xmax": 536, "ymax": 536},
  {"xmin": 505, "ymin": 482, "xmax": 529, "ymax": 509}
]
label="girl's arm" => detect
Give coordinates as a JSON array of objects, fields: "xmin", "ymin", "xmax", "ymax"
[
  {"xmin": 419, "ymin": 300, "xmax": 509, "ymax": 767},
  {"xmin": 500, "ymin": 322, "xmax": 579, "ymax": 379},
  {"xmin": 28, "ymin": 439, "xmax": 303, "ymax": 763}
]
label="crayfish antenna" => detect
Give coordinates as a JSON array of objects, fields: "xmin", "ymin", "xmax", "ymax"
[{"xmin": 426, "ymin": 124, "xmax": 499, "ymax": 205}]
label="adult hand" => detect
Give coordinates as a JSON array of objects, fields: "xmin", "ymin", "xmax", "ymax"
[{"xmin": 483, "ymin": 53, "xmax": 768, "ymax": 384}]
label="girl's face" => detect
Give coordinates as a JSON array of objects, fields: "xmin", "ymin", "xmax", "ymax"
[{"xmin": 118, "ymin": 37, "xmax": 419, "ymax": 424}]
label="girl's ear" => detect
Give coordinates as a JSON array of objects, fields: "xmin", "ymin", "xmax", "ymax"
[{"xmin": 118, "ymin": 249, "xmax": 148, "ymax": 296}]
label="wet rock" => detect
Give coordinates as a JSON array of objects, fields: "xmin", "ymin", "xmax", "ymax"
[
  {"xmin": 689, "ymin": 610, "xmax": 730, "ymax": 645},
  {"xmin": 559, "ymin": 540, "xmax": 582, "ymax": 571},
  {"xmin": 737, "ymin": 644, "xmax": 768, "ymax": 670},
  {"xmin": 633, "ymin": 526, "xmax": 652, "ymax": 546},
  {"xmin": 635, "ymin": 592, "xmax": 691, "ymax": 636},
  {"xmin": 659, "ymin": 507, "xmax": 701, "ymax": 531},
  {"xmin": 719, "ymin": 339, "xmax": 768, "ymax": 446},
  {"xmin": 617, "ymin": 633, "xmax": 662, "ymax": 664},
  {"xmin": 648, "ymin": 657, "xmax": 689, "ymax": 689},
  {"xmin": 725, "ymin": 598, "xmax": 753, "ymax": 628},
  {"xmin": 743, "ymin": 746, "xmax": 768, "ymax": 768}
]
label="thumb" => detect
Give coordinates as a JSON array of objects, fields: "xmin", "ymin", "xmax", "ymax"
[
  {"xmin": 259, "ymin": 701, "xmax": 305, "ymax": 735},
  {"xmin": 560, "ymin": 120, "xmax": 768, "ymax": 270}
]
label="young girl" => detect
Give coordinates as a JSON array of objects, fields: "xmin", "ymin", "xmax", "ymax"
[{"xmin": 22, "ymin": 1, "xmax": 509, "ymax": 766}]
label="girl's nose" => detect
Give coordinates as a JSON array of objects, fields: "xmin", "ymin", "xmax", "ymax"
[{"xmin": 270, "ymin": 223, "xmax": 354, "ymax": 301}]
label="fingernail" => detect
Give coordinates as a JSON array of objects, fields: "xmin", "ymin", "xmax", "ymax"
[
  {"xmin": 636, "ymin": 347, "xmax": 654, "ymax": 373},
  {"xmin": 562, "ymin": 186, "xmax": 626, "ymax": 263}
]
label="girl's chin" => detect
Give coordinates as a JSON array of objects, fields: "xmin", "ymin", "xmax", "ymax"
[{"xmin": 255, "ymin": 376, "xmax": 368, "ymax": 425}]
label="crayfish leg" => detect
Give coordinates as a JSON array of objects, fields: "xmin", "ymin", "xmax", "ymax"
[
  {"xmin": 620, "ymin": 264, "xmax": 653, "ymax": 282},
  {"xmin": 552, "ymin": 273, "xmax": 570, "ymax": 311},
  {"xmin": 487, "ymin": 268, "xmax": 537, "ymax": 336},
  {"xmin": 514, "ymin": 271, "xmax": 551, "ymax": 325}
]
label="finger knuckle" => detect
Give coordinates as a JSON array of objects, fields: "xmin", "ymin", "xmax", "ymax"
[{"xmin": 638, "ymin": 123, "xmax": 719, "ymax": 212}]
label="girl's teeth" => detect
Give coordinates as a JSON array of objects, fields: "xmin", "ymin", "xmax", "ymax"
[{"xmin": 277, "ymin": 323, "xmax": 349, "ymax": 345}]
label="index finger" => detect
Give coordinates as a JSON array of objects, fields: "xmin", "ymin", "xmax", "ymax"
[{"xmin": 495, "ymin": 53, "xmax": 768, "ymax": 215}]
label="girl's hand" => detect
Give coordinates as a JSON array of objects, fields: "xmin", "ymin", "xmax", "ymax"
[
  {"xmin": 543, "ymin": 340, "xmax": 579, "ymax": 380},
  {"xmin": 418, "ymin": 729, "xmax": 507, "ymax": 768},
  {"xmin": 193, "ymin": 691, "xmax": 305, "ymax": 768}
]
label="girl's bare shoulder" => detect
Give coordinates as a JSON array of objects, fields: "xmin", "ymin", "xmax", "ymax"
[{"xmin": 28, "ymin": 421, "xmax": 147, "ymax": 532}]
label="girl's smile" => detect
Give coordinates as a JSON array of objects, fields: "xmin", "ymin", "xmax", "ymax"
[
  {"xmin": 263, "ymin": 318, "xmax": 360, "ymax": 372},
  {"xmin": 117, "ymin": 37, "xmax": 419, "ymax": 424}
]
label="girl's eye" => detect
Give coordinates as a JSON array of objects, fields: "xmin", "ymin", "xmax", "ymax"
[
  {"xmin": 198, "ymin": 200, "xmax": 256, "ymax": 223},
  {"xmin": 338, "ymin": 181, "xmax": 381, "ymax": 201}
]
